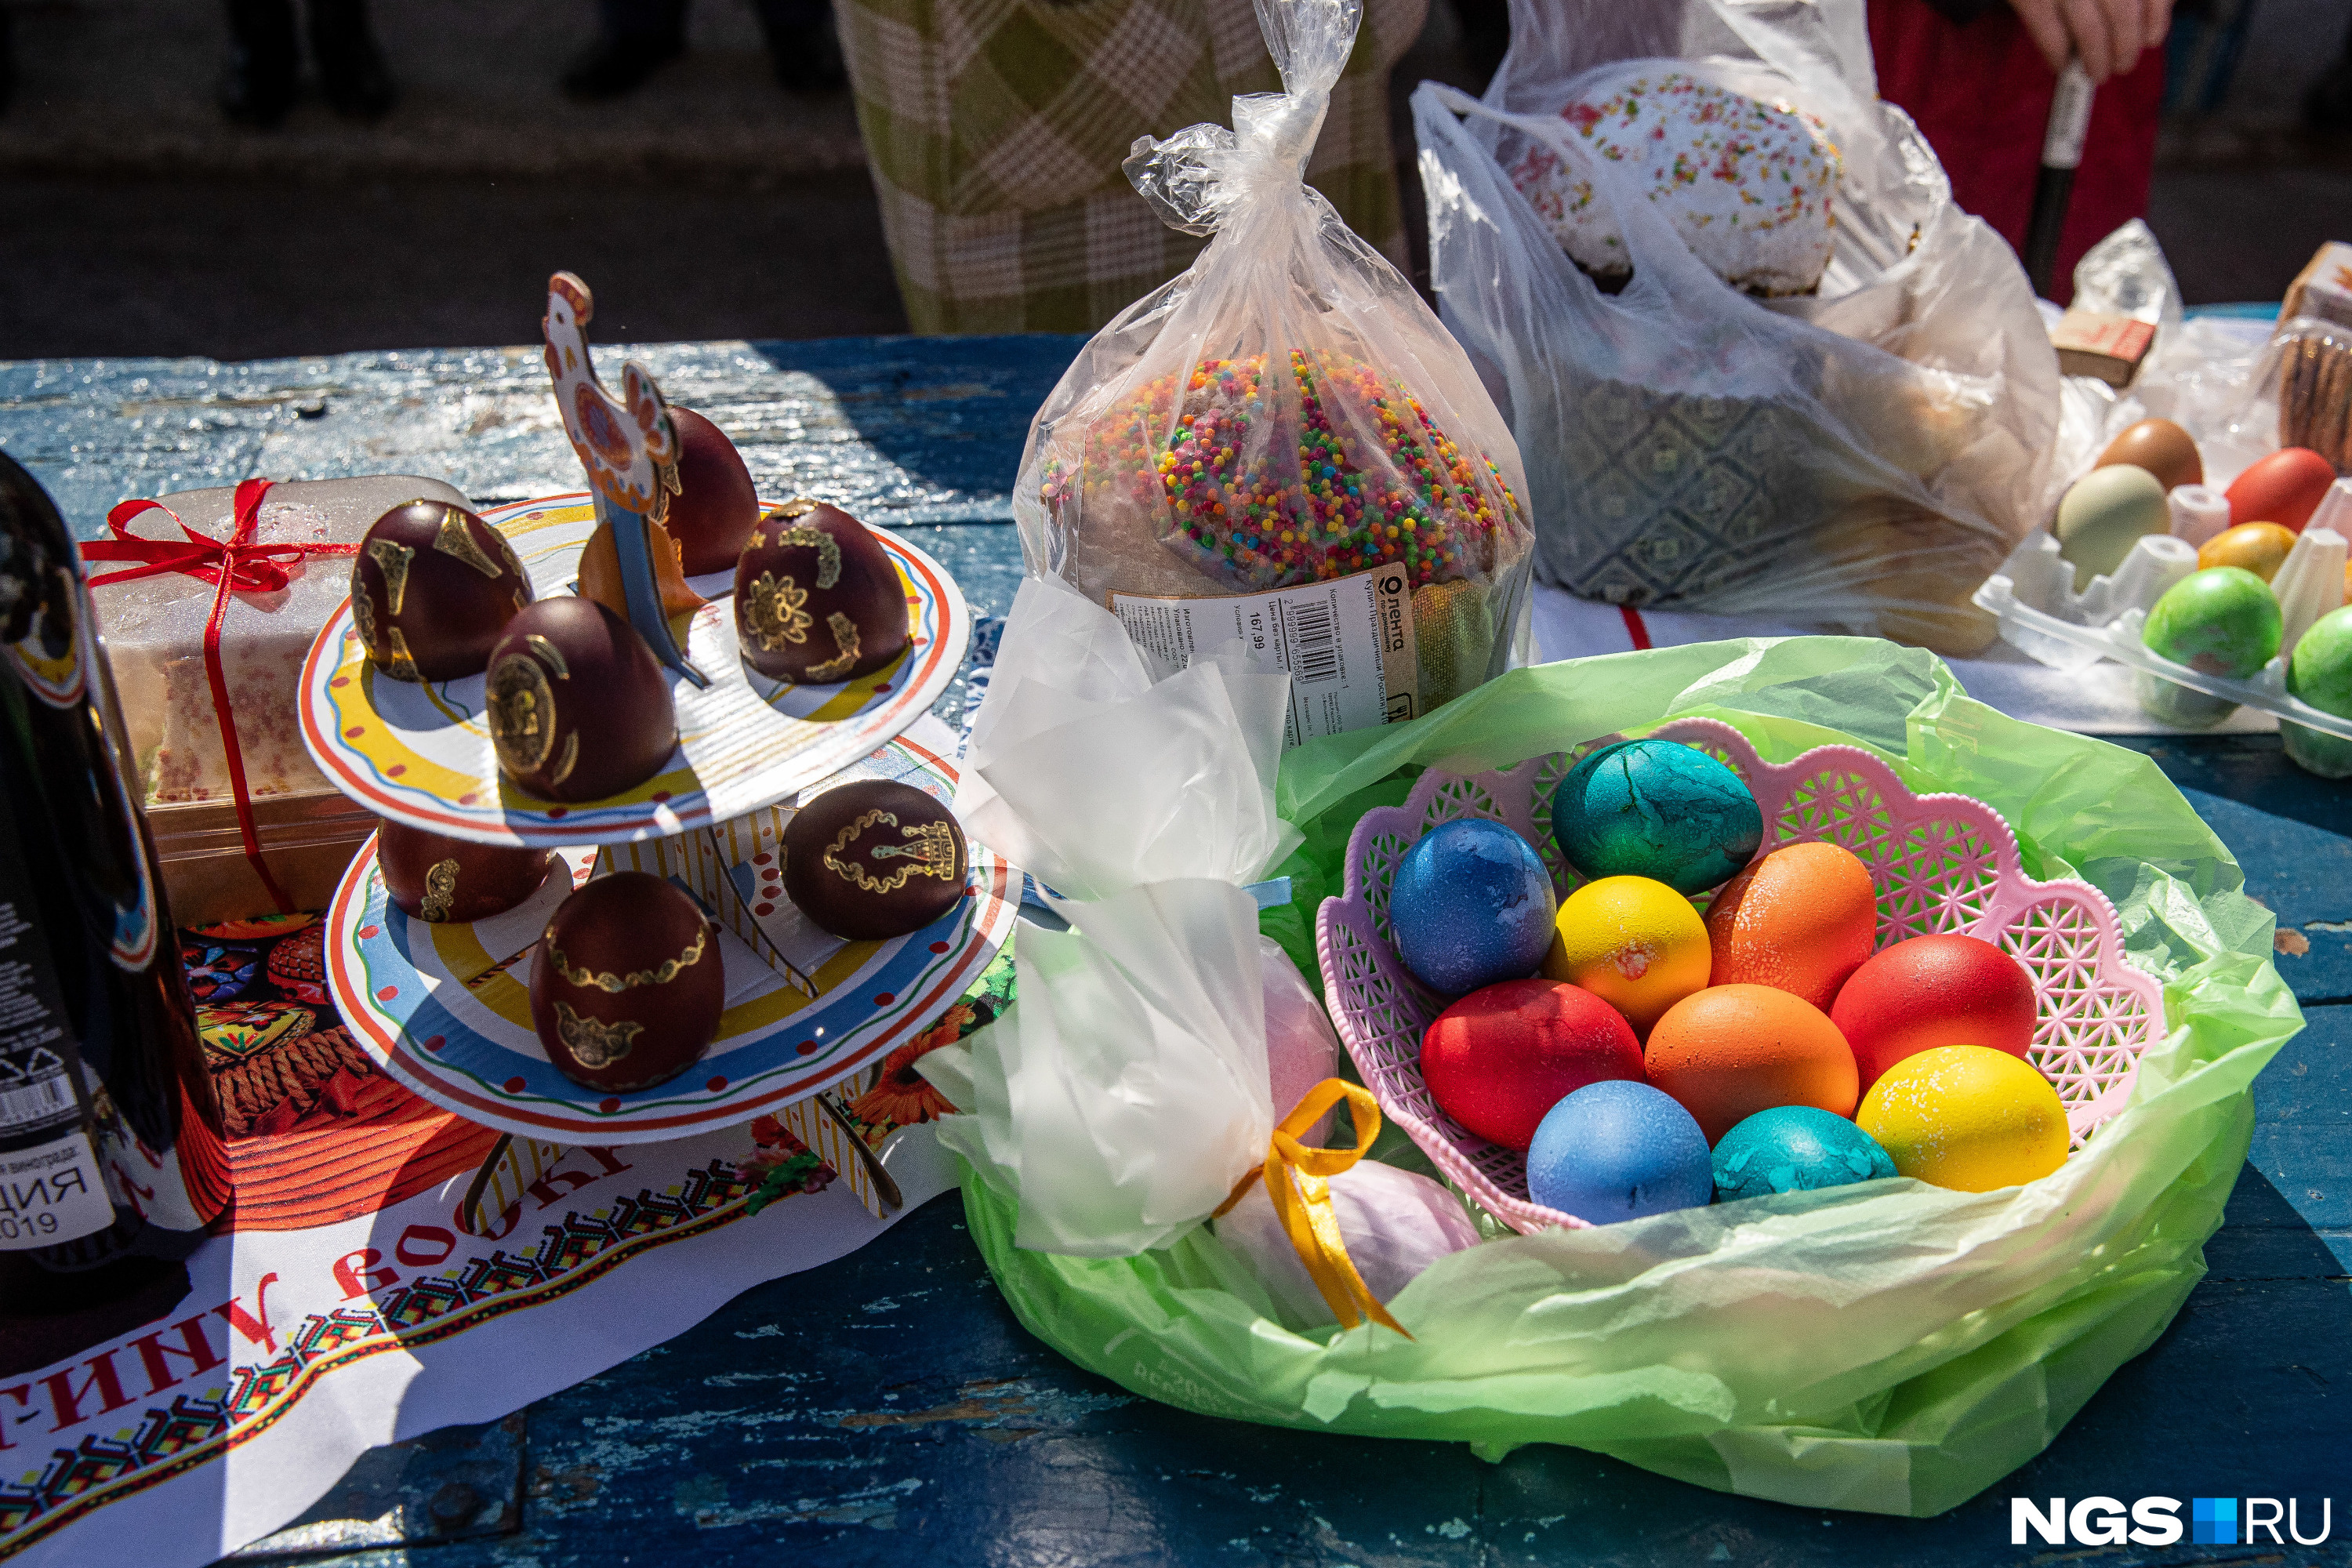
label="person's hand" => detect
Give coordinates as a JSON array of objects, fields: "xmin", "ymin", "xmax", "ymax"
[{"xmin": 2010, "ymin": 0, "xmax": 2173, "ymax": 83}]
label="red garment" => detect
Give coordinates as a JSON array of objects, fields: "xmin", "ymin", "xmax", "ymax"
[{"xmin": 1868, "ymin": 0, "xmax": 2166, "ymax": 303}]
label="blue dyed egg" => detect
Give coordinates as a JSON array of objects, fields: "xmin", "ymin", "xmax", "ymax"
[
  {"xmin": 1550, "ymin": 739, "xmax": 1762, "ymax": 895},
  {"xmin": 1525, "ymin": 1080, "xmax": 1713, "ymax": 1222},
  {"xmin": 1388, "ymin": 819, "xmax": 1556, "ymax": 996},
  {"xmin": 1711, "ymin": 1105, "xmax": 1897, "ymax": 1203}
]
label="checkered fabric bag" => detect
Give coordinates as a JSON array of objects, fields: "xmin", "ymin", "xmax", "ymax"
[{"xmin": 839, "ymin": 0, "xmax": 1425, "ymax": 333}]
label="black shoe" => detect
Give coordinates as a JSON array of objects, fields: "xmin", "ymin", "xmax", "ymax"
[
  {"xmin": 220, "ymin": 0, "xmax": 299, "ymax": 127},
  {"xmin": 310, "ymin": 0, "xmax": 395, "ymax": 119},
  {"xmin": 561, "ymin": 34, "xmax": 683, "ymax": 101},
  {"xmin": 765, "ymin": 19, "xmax": 846, "ymax": 93}
]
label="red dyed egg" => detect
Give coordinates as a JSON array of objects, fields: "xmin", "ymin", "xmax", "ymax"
[
  {"xmin": 1829, "ymin": 932, "xmax": 2038, "ymax": 1094},
  {"xmin": 484, "ymin": 597, "xmax": 676, "ymax": 802},
  {"xmin": 350, "ymin": 500, "xmax": 532, "ymax": 682},
  {"xmin": 1645, "ymin": 984, "xmax": 1859, "ymax": 1143},
  {"xmin": 666, "ymin": 408, "xmax": 761, "ymax": 574},
  {"xmin": 1705, "ymin": 840, "xmax": 1878, "ymax": 1010},
  {"xmin": 2226, "ymin": 447, "xmax": 2336, "ymax": 533},
  {"xmin": 1419, "ymin": 978, "xmax": 1645, "ymax": 1151}
]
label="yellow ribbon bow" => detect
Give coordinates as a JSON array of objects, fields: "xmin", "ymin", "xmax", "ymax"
[{"xmin": 1217, "ymin": 1078, "xmax": 1411, "ymax": 1338}]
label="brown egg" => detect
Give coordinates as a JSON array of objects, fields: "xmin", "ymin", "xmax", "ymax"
[
  {"xmin": 734, "ymin": 502, "xmax": 912, "ymax": 684},
  {"xmin": 666, "ymin": 408, "xmax": 761, "ymax": 575},
  {"xmin": 377, "ymin": 818, "xmax": 557, "ymax": 924},
  {"xmin": 351, "ymin": 500, "xmax": 533, "ymax": 682},
  {"xmin": 484, "ymin": 597, "xmax": 676, "ymax": 802},
  {"xmin": 530, "ymin": 871, "xmax": 722, "ymax": 1092},
  {"xmin": 782, "ymin": 779, "xmax": 967, "ymax": 940},
  {"xmin": 2094, "ymin": 419, "xmax": 2204, "ymax": 493}
]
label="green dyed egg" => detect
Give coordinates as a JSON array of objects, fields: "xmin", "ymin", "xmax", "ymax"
[
  {"xmin": 2142, "ymin": 567, "xmax": 2282, "ymax": 677},
  {"xmin": 2284, "ymin": 604, "xmax": 2352, "ymax": 779},
  {"xmin": 2056, "ymin": 465, "xmax": 2169, "ymax": 590}
]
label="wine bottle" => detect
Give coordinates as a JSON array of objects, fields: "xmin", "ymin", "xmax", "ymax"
[{"xmin": 0, "ymin": 451, "xmax": 229, "ymax": 1344}]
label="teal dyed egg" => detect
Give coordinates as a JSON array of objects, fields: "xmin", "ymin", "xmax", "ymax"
[
  {"xmin": 1550, "ymin": 739, "xmax": 1762, "ymax": 895},
  {"xmin": 1711, "ymin": 1105, "xmax": 1896, "ymax": 1203}
]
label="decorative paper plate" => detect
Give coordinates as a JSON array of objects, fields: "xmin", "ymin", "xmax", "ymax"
[
  {"xmin": 325, "ymin": 735, "xmax": 1015, "ymax": 1142},
  {"xmin": 299, "ymin": 493, "xmax": 970, "ymax": 848}
]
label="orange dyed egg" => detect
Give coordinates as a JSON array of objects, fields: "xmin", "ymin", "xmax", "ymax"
[
  {"xmin": 1705, "ymin": 840, "xmax": 1878, "ymax": 1009},
  {"xmin": 1829, "ymin": 933, "xmax": 2038, "ymax": 1094},
  {"xmin": 1644, "ymin": 985, "xmax": 1860, "ymax": 1143},
  {"xmin": 2198, "ymin": 521, "xmax": 2299, "ymax": 583}
]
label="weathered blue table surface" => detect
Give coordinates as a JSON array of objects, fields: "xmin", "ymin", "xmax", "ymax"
[{"xmin": 5, "ymin": 337, "xmax": 2346, "ymax": 1567}]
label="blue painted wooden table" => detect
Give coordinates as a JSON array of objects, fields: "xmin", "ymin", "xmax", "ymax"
[{"xmin": 4, "ymin": 336, "xmax": 2344, "ymax": 1566}]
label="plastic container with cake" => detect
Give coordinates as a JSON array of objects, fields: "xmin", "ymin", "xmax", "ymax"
[{"xmin": 92, "ymin": 476, "xmax": 473, "ymax": 922}]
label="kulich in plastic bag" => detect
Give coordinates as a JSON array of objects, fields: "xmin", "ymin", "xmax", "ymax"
[{"xmin": 1014, "ymin": 0, "xmax": 1534, "ymax": 741}]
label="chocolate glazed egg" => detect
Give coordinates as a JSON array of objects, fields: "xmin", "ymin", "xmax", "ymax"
[
  {"xmin": 351, "ymin": 500, "xmax": 532, "ymax": 681},
  {"xmin": 485, "ymin": 597, "xmax": 675, "ymax": 802},
  {"xmin": 734, "ymin": 501, "xmax": 910, "ymax": 684},
  {"xmin": 530, "ymin": 872, "xmax": 723, "ymax": 1092},
  {"xmin": 377, "ymin": 817, "xmax": 557, "ymax": 923},
  {"xmin": 782, "ymin": 779, "xmax": 967, "ymax": 939},
  {"xmin": 666, "ymin": 408, "xmax": 762, "ymax": 574}
]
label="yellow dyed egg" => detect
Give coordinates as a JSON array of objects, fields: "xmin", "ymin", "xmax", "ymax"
[
  {"xmin": 1542, "ymin": 875, "xmax": 1711, "ymax": 1039},
  {"xmin": 1855, "ymin": 1045, "xmax": 2068, "ymax": 1192},
  {"xmin": 2198, "ymin": 522, "xmax": 2298, "ymax": 583}
]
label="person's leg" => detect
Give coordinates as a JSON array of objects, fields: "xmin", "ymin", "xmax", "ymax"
[
  {"xmin": 220, "ymin": 0, "xmax": 299, "ymax": 128},
  {"xmin": 307, "ymin": 0, "xmax": 395, "ymax": 120},
  {"xmin": 751, "ymin": 0, "xmax": 845, "ymax": 92},
  {"xmin": 563, "ymin": 0, "xmax": 690, "ymax": 100}
]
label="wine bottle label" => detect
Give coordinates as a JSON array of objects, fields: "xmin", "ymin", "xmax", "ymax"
[
  {"xmin": 0, "ymin": 1127, "xmax": 112, "ymax": 1249},
  {"xmin": 0, "ymin": 851, "xmax": 81, "ymax": 1142}
]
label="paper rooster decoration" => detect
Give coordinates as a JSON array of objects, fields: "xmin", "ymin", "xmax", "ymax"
[{"xmin": 541, "ymin": 272, "xmax": 707, "ymax": 686}]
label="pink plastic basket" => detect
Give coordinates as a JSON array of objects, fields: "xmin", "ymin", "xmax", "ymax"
[{"xmin": 1315, "ymin": 717, "xmax": 2168, "ymax": 1234}]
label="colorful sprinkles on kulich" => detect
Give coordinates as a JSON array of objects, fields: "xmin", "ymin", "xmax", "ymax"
[{"xmin": 1040, "ymin": 350, "xmax": 1524, "ymax": 593}]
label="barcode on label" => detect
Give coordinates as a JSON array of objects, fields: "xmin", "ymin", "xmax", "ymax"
[
  {"xmin": 0, "ymin": 1073, "xmax": 75, "ymax": 1131},
  {"xmin": 1287, "ymin": 600, "xmax": 1339, "ymax": 684}
]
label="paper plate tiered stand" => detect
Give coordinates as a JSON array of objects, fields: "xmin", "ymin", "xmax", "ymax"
[{"xmin": 299, "ymin": 274, "xmax": 1011, "ymax": 1227}]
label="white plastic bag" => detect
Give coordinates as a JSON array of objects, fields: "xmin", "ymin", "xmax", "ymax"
[
  {"xmin": 1013, "ymin": 0, "xmax": 1537, "ymax": 739},
  {"xmin": 928, "ymin": 575, "xmax": 1334, "ymax": 1256},
  {"xmin": 1413, "ymin": 0, "xmax": 2060, "ymax": 653},
  {"xmin": 1214, "ymin": 1158, "xmax": 1480, "ymax": 1329}
]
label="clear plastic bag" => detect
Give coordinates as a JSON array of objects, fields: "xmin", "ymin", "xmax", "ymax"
[
  {"xmin": 1412, "ymin": 0, "xmax": 2061, "ymax": 655},
  {"xmin": 1012, "ymin": 0, "xmax": 1537, "ymax": 741}
]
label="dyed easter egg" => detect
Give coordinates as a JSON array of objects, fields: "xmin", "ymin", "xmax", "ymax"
[
  {"xmin": 665, "ymin": 408, "xmax": 762, "ymax": 574},
  {"xmin": 1711, "ymin": 1105, "xmax": 1896, "ymax": 1203},
  {"xmin": 2055, "ymin": 464, "xmax": 2169, "ymax": 590},
  {"xmin": 734, "ymin": 502, "xmax": 911, "ymax": 684},
  {"xmin": 1389, "ymin": 818, "xmax": 1557, "ymax": 996},
  {"xmin": 782, "ymin": 779, "xmax": 968, "ymax": 940},
  {"xmin": 1541, "ymin": 875, "xmax": 1711, "ymax": 1037},
  {"xmin": 1856, "ymin": 1044, "xmax": 2067, "ymax": 1191},
  {"xmin": 2094, "ymin": 418, "xmax": 2203, "ymax": 492},
  {"xmin": 2142, "ymin": 567, "xmax": 2282, "ymax": 677},
  {"xmin": 531, "ymin": 871, "xmax": 724, "ymax": 1093},
  {"xmin": 377, "ymin": 818, "xmax": 556, "ymax": 924},
  {"xmin": 485, "ymin": 597, "xmax": 677, "ymax": 802},
  {"xmin": 1644, "ymin": 983, "xmax": 1860, "ymax": 1142},
  {"xmin": 1419, "ymin": 978, "xmax": 1644, "ymax": 1151},
  {"xmin": 1526, "ymin": 1080, "xmax": 1713, "ymax": 1222},
  {"xmin": 2284, "ymin": 604, "xmax": 2352, "ymax": 778},
  {"xmin": 1831, "ymin": 932, "xmax": 2038, "ymax": 1093},
  {"xmin": 2198, "ymin": 521, "xmax": 2299, "ymax": 581},
  {"xmin": 2225, "ymin": 446, "xmax": 2336, "ymax": 533},
  {"xmin": 1704, "ymin": 840, "xmax": 1877, "ymax": 1009},
  {"xmin": 1548, "ymin": 739, "xmax": 1762, "ymax": 895},
  {"xmin": 350, "ymin": 500, "xmax": 532, "ymax": 682}
]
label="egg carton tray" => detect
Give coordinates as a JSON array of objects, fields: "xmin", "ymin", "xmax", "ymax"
[
  {"xmin": 1315, "ymin": 717, "xmax": 2168, "ymax": 1235},
  {"xmin": 1972, "ymin": 524, "xmax": 2352, "ymax": 742}
]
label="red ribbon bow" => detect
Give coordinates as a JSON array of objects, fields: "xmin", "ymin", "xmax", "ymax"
[{"xmin": 83, "ymin": 478, "xmax": 360, "ymax": 916}]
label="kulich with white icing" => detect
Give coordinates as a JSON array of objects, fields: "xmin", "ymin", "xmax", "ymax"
[{"xmin": 1507, "ymin": 65, "xmax": 1843, "ymax": 298}]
